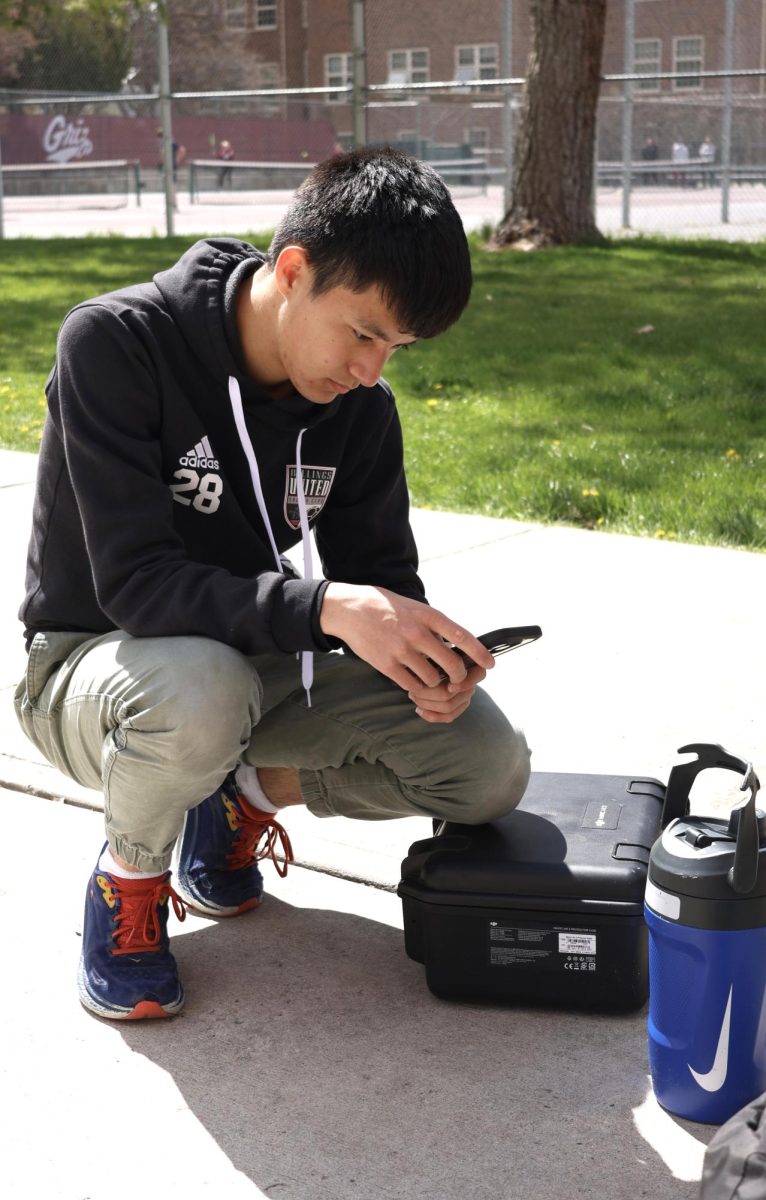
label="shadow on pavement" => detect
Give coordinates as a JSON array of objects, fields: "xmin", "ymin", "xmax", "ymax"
[{"xmin": 117, "ymin": 894, "xmax": 711, "ymax": 1200}]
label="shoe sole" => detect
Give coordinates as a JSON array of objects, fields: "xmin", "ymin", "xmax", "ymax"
[
  {"xmin": 77, "ymin": 957, "xmax": 185, "ymax": 1021},
  {"xmin": 175, "ymin": 885, "xmax": 262, "ymax": 918}
]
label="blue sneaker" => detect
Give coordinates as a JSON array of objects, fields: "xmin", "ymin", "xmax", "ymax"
[
  {"xmin": 78, "ymin": 848, "xmax": 187, "ymax": 1021},
  {"xmin": 176, "ymin": 773, "xmax": 294, "ymax": 917}
]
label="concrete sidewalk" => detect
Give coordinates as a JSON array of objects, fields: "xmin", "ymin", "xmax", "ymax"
[{"xmin": 2, "ymin": 446, "xmax": 765, "ymax": 1199}]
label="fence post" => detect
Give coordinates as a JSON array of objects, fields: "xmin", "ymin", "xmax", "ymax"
[
  {"xmin": 351, "ymin": 0, "xmax": 367, "ymax": 149},
  {"xmin": 157, "ymin": 3, "xmax": 175, "ymax": 237},
  {"xmin": 0, "ymin": 138, "xmax": 5, "ymax": 240},
  {"xmin": 501, "ymin": 0, "xmax": 513, "ymax": 214},
  {"xmin": 621, "ymin": 0, "xmax": 635, "ymax": 229},
  {"xmin": 721, "ymin": 0, "xmax": 736, "ymax": 223}
]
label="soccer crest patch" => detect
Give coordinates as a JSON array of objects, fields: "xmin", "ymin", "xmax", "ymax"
[{"xmin": 284, "ymin": 464, "xmax": 336, "ymax": 529}]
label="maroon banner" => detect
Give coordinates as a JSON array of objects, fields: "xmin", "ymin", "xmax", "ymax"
[{"xmin": 0, "ymin": 111, "xmax": 338, "ymax": 167}]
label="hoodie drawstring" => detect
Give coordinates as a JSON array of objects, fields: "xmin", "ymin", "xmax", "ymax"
[
  {"xmin": 228, "ymin": 376, "xmax": 314, "ymax": 705},
  {"xmin": 294, "ymin": 428, "xmax": 314, "ymax": 701}
]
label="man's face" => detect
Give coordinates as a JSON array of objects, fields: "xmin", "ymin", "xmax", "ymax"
[{"xmin": 275, "ymin": 250, "xmax": 418, "ymax": 404}]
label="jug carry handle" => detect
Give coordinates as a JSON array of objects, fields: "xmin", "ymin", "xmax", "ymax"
[
  {"xmin": 728, "ymin": 762, "xmax": 761, "ymax": 895},
  {"xmin": 662, "ymin": 743, "xmax": 753, "ymax": 828},
  {"xmin": 663, "ymin": 743, "xmax": 761, "ymax": 895}
]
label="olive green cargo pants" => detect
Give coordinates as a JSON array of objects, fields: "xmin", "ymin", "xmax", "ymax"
[{"xmin": 15, "ymin": 629, "xmax": 530, "ymax": 873}]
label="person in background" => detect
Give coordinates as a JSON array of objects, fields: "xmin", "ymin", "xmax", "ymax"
[
  {"xmin": 156, "ymin": 128, "xmax": 186, "ymax": 182},
  {"xmin": 672, "ymin": 138, "xmax": 690, "ymax": 187},
  {"xmin": 698, "ymin": 135, "xmax": 716, "ymax": 187},
  {"xmin": 217, "ymin": 138, "xmax": 235, "ymax": 188},
  {"xmin": 640, "ymin": 136, "xmax": 659, "ymax": 186}
]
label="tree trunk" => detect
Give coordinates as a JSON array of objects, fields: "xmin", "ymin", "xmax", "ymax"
[{"xmin": 491, "ymin": 0, "xmax": 607, "ymax": 249}]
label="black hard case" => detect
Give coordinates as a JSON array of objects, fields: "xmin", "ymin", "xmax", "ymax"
[{"xmin": 398, "ymin": 771, "xmax": 664, "ymax": 1012}]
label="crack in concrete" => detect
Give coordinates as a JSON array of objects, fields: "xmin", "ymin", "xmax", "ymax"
[{"xmin": 0, "ymin": 775, "xmax": 399, "ymax": 894}]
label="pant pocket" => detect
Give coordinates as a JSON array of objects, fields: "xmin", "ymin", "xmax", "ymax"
[{"xmin": 13, "ymin": 630, "xmax": 95, "ymax": 773}]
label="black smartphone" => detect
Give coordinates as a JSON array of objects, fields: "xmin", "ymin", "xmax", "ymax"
[
  {"xmin": 471, "ymin": 625, "xmax": 542, "ymax": 660},
  {"xmin": 458, "ymin": 628, "xmax": 542, "ymax": 667},
  {"xmin": 433, "ymin": 625, "xmax": 542, "ymax": 679}
]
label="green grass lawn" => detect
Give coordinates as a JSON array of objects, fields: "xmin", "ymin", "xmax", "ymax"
[{"xmin": 1, "ymin": 234, "xmax": 764, "ymax": 550}]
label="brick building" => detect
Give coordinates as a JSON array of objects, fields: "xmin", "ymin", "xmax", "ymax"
[{"xmin": 155, "ymin": 0, "xmax": 766, "ymax": 165}]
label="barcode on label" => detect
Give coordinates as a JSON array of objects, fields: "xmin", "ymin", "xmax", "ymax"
[{"xmin": 558, "ymin": 933, "xmax": 597, "ymax": 955}]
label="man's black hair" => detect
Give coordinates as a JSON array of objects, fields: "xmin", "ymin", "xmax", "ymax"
[{"xmin": 267, "ymin": 147, "xmax": 472, "ymax": 340}]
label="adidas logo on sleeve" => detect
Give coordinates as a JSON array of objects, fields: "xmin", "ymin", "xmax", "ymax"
[
  {"xmin": 179, "ymin": 436, "xmax": 219, "ymax": 470},
  {"xmin": 171, "ymin": 434, "xmax": 223, "ymax": 514}
]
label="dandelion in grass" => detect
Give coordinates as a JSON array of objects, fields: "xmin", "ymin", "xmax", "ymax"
[
  {"xmin": 426, "ymin": 398, "xmax": 439, "ymax": 408},
  {"xmin": 581, "ymin": 487, "xmax": 599, "ymax": 497},
  {"xmin": 725, "ymin": 448, "xmax": 740, "ymax": 460}
]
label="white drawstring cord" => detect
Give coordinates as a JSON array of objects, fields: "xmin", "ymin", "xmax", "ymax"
[
  {"xmin": 294, "ymin": 428, "xmax": 314, "ymax": 704},
  {"xmin": 228, "ymin": 376, "xmax": 314, "ymax": 705},
  {"xmin": 228, "ymin": 377, "xmax": 283, "ymax": 574}
]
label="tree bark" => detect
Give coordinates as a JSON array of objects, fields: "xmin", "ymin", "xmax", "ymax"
[{"xmin": 492, "ymin": 0, "xmax": 607, "ymax": 249}]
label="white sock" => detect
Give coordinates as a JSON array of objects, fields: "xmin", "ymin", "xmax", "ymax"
[
  {"xmin": 98, "ymin": 846, "xmax": 164, "ymax": 880},
  {"xmin": 234, "ymin": 764, "xmax": 280, "ymax": 814}
]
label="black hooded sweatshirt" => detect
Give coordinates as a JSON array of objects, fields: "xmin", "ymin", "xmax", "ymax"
[{"xmin": 20, "ymin": 237, "xmax": 426, "ymax": 655}]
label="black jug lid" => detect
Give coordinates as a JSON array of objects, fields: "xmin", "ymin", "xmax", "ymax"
[{"xmin": 647, "ymin": 745, "xmax": 765, "ymax": 928}]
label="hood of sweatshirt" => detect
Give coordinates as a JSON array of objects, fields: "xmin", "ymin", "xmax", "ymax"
[{"xmin": 153, "ymin": 236, "xmax": 343, "ymax": 435}]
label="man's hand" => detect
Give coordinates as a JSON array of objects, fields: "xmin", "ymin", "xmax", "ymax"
[
  {"xmin": 319, "ymin": 583, "xmax": 493, "ymax": 723},
  {"xmin": 406, "ymin": 662, "xmax": 487, "ymax": 724}
]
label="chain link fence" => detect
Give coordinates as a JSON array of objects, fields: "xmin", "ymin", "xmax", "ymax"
[{"xmin": 0, "ymin": 0, "xmax": 764, "ymax": 239}]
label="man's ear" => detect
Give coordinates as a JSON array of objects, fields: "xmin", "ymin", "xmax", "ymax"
[{"xmin": 274, "ymin": 245, "xmax": 311, "ymax": 298}]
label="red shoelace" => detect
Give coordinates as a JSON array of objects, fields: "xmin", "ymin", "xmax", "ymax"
[
  {"xmin": 226, "ymin": 792, "xmax": 295, "ymax": 878},
  {"xmin": 98, "ymin": 873, "xmax": 187, "ymax": 955}
]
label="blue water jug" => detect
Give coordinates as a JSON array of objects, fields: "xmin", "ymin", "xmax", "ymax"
[{"xmin": 645, "ymin": 743, "xmax": 766, "ymax": 1125}]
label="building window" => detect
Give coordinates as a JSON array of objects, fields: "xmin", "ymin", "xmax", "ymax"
[
  {"xmin": 634, "ymin": 39, "xmax": 661, "ymax": 92},
  {"xmin": 387, "ymin": 48, "xmax": 429, "ymax": 86},
  {"xmin": 256, "ymin": 0, "xmax": 278, "ymax": 30},
  {"xmin": 224, "ymin": 0, "xmax": 248, "ymax": 30},
  {"xmin": 673, "ymin": 36, "xmax": 703, "ymax": 90},
  {"xmin": 397, "ymin": 128, "xmax": 420, "ymax": 153},
  {"xmin": 466, "ymin": 127, "xmax": 489, "ymax": 152},
  {"xmin": 255, "ymin": 61, "xmax": 281, "ymax": 115},
  {"xmin": 455, "ymin": 44, "xmax": 499, "ymax": 85},
  {"xmin": 325, "ymin": 53, "xmax": 353, "ymax": 104}
]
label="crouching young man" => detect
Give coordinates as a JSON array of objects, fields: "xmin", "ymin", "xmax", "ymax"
[{"xmin": 15, "ymin": 148, "xmax": 530, "ymax": 1020}]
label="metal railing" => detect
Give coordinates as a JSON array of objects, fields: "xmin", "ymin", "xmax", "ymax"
[{"xmin": 0, "ymin": 157, "xmax": 141, "ymax": 204}]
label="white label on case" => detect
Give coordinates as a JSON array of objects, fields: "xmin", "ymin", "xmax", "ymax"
[
  {"xmin": 558, "ymin": 933, "xmax": 597, "ymax": 954},
  {"xmin": 645, "ymin": 879, "xmax": 681, "ymax": 920}
]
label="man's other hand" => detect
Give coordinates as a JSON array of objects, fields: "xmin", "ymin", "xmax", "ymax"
[
  {"xmin": 319, "ymin": 583, "xmax": 493, "ymax": 722},
  {"xmin": 406, "ymin": 662, "xmax": 487, "ymax": 723}
]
